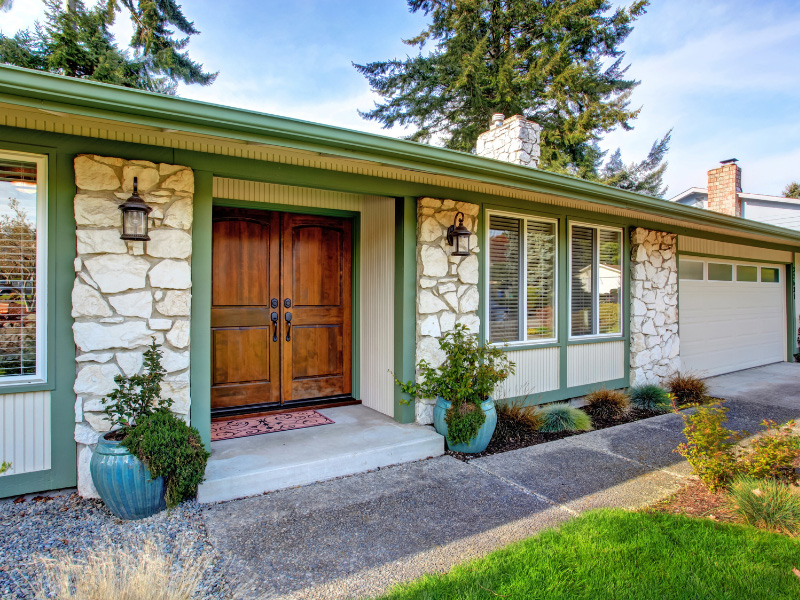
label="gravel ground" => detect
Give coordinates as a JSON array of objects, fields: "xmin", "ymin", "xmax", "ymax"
[{"xmin": 0, "ymin": 492, "xmax": 232, "ymax": 599}]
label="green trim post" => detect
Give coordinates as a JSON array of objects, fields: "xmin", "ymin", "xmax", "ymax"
[
  {"xmin": 190, "ymin": 171, "xmax": 213, "ymax": 450},
  {"xmin": 393, "ymin": 197, "xmax": 416, "ymax": 423},
  {"xmin": 787, "ymin": 260, "xmax": 797, "ymax": 361}
]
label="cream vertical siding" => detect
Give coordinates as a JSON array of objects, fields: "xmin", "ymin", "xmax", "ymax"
[
  {"xmin": 494, "ymin": 347, "xmax": 560, "ymax": 401},
  {"xmin": 212, "ymin": 178, "xmax": 395, "ymax": 417},
  {"xmin": 567, "ymin": 341, "xmax": 625, "ymax": 388},
  {"xmin": 679, "ymin": 236, "xmax": 793, "ymax": 263},
  {"xmin": 0, "ymin": 391, "xmax": 51, "ymax": 476}
]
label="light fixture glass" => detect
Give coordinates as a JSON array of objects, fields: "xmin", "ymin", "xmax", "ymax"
[
  {"xmin": 447, "ymin": 211, "xmax": 471, "ymax": 257},
  {"xmin": 119, "ymin": 177, "xmax": 152, "ymax": 241}
]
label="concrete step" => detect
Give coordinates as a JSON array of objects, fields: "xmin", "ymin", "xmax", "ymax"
[{"xmin": 197, "ymin": 405, "xmax": 444, "ymax": 503}]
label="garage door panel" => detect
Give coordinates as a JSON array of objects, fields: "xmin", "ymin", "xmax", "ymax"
[{"xmin": 679, "ymin": 261, "xmax": 785, "ymax": 377}]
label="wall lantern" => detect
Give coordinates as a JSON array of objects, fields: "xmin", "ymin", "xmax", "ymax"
[
  {"xmin": 446, "ymin": 211, "xmax": 471, "ymax": 256},
  {"xmin": 119, "ymin": 177, "xmax": 152, "ymax": 241}
]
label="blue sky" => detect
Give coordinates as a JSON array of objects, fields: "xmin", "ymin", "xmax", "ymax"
[{"xmin": 2, "ymin": 0, "xmax": 798, "ymax": 197}]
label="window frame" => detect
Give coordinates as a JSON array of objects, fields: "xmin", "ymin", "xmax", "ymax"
[
  {"xmin": 0, "ymin": 149, "xmax": 48, "ymax": 387},
  {"xmin": 485, "ymin": 209, "xmax": 559, "ymax": 347},
  {"xmin": 567, "ymin": 221, "xmax": 624, "ymax": 340}
]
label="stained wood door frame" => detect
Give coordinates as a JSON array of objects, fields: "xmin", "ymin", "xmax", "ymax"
[{"xmin": 210, "ymin": 198, "xmax": 361, "ymax": 416}]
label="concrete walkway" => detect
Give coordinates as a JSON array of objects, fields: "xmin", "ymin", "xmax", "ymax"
[{"xmin": 201, "ymin": 363, "xmax": 800, "ymax": 600}]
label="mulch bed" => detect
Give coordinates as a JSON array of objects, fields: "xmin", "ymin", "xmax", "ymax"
[
  {"xmin": 648, "ymin": 479, "xmax": 737, "ymax": 523},
  {"xmin": 446, "ymin": 406, "xmax": 664, "ymax": 461}
]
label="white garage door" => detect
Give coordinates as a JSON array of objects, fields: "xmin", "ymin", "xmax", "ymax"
[{"xmin": 679, "ymin": 257, "xmax": 786, "ymax": 377}]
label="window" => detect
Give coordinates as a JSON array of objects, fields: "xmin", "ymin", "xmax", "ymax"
[
  {"xmin": 761, "ymin": 267, "xmax": 780, "ymax": 283},
  {"xmin": 679, "ymin": 259, "xmax": 704, "ymax": 280},
  {"xmin": 569, "ymin": 224, "xmax": 622, "ymax": 337},
  {"xmin": 736, "ymin": 265, "xmax": 758, "ymax": 282},
  {"xmin": 0, "ymin": 151, "xmax": 46, "ymax": 384},
  {"xmin": 708, "ymin": 263, "xmax": 733, "ymax": 281},
  {"xmin": 488, "ymin": 213, "xmax": 556, "ymax": 343}
]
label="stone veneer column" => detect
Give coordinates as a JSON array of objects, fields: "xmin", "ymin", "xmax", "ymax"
[
  {"xmin": 71, "ymin": 155, "xmax": 194, "ymax": 498},
  {"xmin": 629, "ymin": 227, "xmax": 680, "ymax": 386},
  {"xmin": 415, "ymin": 198, "xmax": 480, "ymax": 424}
]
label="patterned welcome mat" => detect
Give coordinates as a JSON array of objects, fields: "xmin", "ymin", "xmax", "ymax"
[{"xmin": 211, "ymin": 410, "xmax": 335, "ymax": 442}]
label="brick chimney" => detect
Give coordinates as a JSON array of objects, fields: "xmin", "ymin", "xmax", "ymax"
[
  {"xmin": 707, "ymin": 159, "xmax": 742, "ymax": 217},
  {"xmin": 476, "ymin": 114, "xmax": 542, "ymax": 167}
]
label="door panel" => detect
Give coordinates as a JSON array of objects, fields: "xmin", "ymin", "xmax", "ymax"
[
  {"xmin": 282, "ymin": 213, "xmax": 352, "ymax": 402},
  {"xmin": 211, "ymin": 208, "xmax": 280, "ymax": 410}
]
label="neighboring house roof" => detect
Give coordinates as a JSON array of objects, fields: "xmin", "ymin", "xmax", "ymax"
[
  {"xmin": 670, "ymin": 188, "xmax": 800, "ymax": 206},
  {"xmin": 1, "ymin": 64, "xmax": 800, "ymax": 248}
]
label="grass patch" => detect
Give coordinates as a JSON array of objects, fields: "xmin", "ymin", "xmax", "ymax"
[
  {"xmin": 377, "ymin": 509, "xmax": 800, "ymax": 600},
  {"xmin": 537, "ymin": 403, "xmax": 591, "ymax": 433},
  {"xmin": 629, "ymin": 384, "xmax": 671, "ymax": 412}
]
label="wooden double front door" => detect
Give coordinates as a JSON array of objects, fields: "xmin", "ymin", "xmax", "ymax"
[{"xmin": 211, "ymin": 207, "xmax": 352, "ymax": 414}]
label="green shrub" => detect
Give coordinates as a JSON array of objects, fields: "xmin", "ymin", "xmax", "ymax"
[
  {"xmin": 666, "ymin": 371, "xmax": 709, "ymax": 406},
  {"xmin": 629, "ymin": 384, "xmax": 671, "ymax": 412},
  {"xmin": 584, "ymin": 388, "xmax": 630, "ymax": 421},
  {"xmin": 0, "ymin": 461, "xmax": 10, "ymax": 475},
  {"xmin": 740, "ymin": 420, "xmax": 800, "ymax": 484},
  {"xmin": 395, "ymin": 325, "xmax": 514, "ymax": 445},
  {"xmin": 497, "ymin": 398, "xmax": 542, "ymax": 430},
  {"xmin": 537, "ymin": 403, "xmax": 592, "ymax": 433},
  {"xmin": 675, "ymin": 402, "xmax": 744, "ymax": 492},
  {"xmin": 123, "ymin": 409, "xmax": 209, "ymax": 508},
  {"xmin": 729, "ymin": 476, "xmax": 800, "ymax": 535}
]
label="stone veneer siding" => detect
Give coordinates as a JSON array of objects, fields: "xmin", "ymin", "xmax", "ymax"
[
  {"xmin": 629, "ymin": 227, "xmax": 680, "ymax": 385},
  {"xmin": 415, "ymin": 198, "xmax": 480, "ymax": 424},
  {"xmin": 475, "ymin": 115, "xmax": 543, "ymax": 167},
  {"xmin": 71, "ymin": 155, "xmax": 194, "ymax": 498}
]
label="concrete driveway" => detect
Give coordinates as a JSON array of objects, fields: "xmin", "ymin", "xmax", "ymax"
[{"xmin": 201, "ymin": 362, "xmax": 800, "ymax": 600}]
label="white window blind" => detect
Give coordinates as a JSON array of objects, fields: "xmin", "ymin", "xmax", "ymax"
[
  {"xmin": 0, "ymin": 156, "xmax": 41, "ymax": 380},
  {"xmin": 488, "ymin": 213, "xmax": 557, "ymax": 344},
  {"xmin": 570, "ymin": 224, "xmax": 622, "ymax": 337},
  {"xmin": 598, "ymin": 229, "xmax": 622, "ymax": 334},
  {"xmin": 489, "ymin": 215, "xmax": 521, "ymax": 343},
  {"xmin": 570, "ymin": 226, "xmax": 594, "ymax": 336}
]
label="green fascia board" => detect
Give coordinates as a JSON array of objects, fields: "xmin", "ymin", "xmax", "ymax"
[{"xmin": 2, "ymin": 65, "xmax": 800, "ymax": 247}]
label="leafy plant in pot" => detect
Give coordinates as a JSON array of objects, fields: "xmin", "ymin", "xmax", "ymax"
[
  {"xmin": 396, "ymin": 325, "xmax": 514, "ymax": 453},
  {"xmin": 90, "ymin": 340, "xmax": 209, "ymax": 520}
]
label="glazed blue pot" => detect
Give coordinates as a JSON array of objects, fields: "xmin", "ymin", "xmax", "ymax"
[
  {"xmin": 90, "ymin": 432, "xmax": 166, "ymax": 520},
  {"xmin": 433, "ymin": 396, "xmax": 497, "ymax": 453}
]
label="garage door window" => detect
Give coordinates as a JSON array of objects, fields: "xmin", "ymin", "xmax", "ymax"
[
  {"xmin": 680, "ymin": 259, "xmax": 704, "ymax": 280},
  {"xmin": 761, "ymin": 267, "xmax": 780, "ymax": 283},
  {"xmin": 736, "ymin": 265, "xmax": 758, "ymax": 282},
  {"xmin": 708, "ymin": 263, "xmax": 733, "ymax": 281}
]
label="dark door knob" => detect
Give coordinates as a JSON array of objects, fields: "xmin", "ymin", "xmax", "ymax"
[
  {"xmin": 284, "ymin": 311, "xmax": 292, "ymax": 341},
  {"xmin": 271, "ymin": 311, "xmax": 278, "ymax": 342}
]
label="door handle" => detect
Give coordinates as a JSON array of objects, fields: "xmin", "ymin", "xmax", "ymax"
[
  {"xmin": 271, "ymin": 312, "xmax": 278, "ymax": 342},
  {"xmin": 285, "ymin": 311, "xmax": 292, "ymax": 341}
]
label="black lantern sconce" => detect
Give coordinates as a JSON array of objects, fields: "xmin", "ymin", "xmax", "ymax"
[
  {"xmin": 446, "ymin": 211, "xmax": 471, "ymax": 256},
  {"xmin": 119, "ymin": 177, "xmax": 152, "ymax": 241}
]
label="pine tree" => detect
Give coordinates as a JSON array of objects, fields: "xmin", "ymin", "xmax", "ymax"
[
  {"xmin": 783, "ymin": 182, "xmax": 800, "ymax": 199},
  {"xmin": 600, "ymin": 130, "xmax": 671, "ymax": 197},
  {"xmin": 0, "ymin": 0, "xmax": 215, "ymax": 94},
  {"xmin": 355, "ymin": 0, "xmax": 665, "ymax": 182}
]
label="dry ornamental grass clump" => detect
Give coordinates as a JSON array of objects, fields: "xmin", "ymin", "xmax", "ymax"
[
  {"xmin": 584, "ymin": 388, "xmax": 630, "ymax": 421},
  {"xmin": 33, "ymin": 538, "xmax": 209, "ymax": 600},
  {"xmin": 496, "ymin": 398, "xmax": 543, "ymax": 430},
  {"xmin": 728, "ymin": 476, "xmax": 800, "ymax": 536},
  {"xmin": 666, "ymin": 371, "xmax": 709, "ymax": 405}
]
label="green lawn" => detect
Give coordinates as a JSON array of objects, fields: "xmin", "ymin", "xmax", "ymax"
[{"xmin": 377, "ymin": 509, "xmax": 800, "ymax": 600}]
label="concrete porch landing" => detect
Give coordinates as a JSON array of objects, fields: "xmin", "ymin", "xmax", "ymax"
[{"xmin": 197, "ymin": 405, "xmax": 444, "ymax": 503}]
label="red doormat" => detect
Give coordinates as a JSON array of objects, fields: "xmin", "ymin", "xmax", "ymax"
[{"xmin": 210, "ymin": 410, "xmax": 335, "ymax": 442}]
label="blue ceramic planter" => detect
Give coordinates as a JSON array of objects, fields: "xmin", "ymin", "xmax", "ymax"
[
  {"xmin": 90, "ymin": 432, "xmax": 166, "ymax": 520},
  {"xmin": 433, "ymin": 396, "xmax": 497, "ymax": 453}
]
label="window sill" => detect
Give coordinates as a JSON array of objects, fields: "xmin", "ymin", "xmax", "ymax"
[
  {"xmin": 490, "ymin": 340, "xmax": 560, "ymax": 352},
  {"xmin": 0, "ymin": 380, "xmax": 53, "ymax": 395},
  {"xmin": 567, "ymin": 336, "xmax": 624, "ymax": 345}
]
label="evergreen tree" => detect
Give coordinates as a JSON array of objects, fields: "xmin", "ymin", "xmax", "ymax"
[
  {"xmin": 355, "ymin": 0, "xmax": 666, "ymax": 184},
  {"xmin": 0, "ymin": 0, "xmax": 215, "ymax": 94},
  {"xmin": 600, "ymin": 129, "xmax": 671, "ymax": 197},
  {"xmin": 783, "ymin": 182, "xmax": 800, "ymax": 199}
]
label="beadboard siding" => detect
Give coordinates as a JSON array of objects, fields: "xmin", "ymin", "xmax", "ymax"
[
  {"xmin": 0, "ymin": 105, "xmax": 791, "ymax": 247},
  {"xmin": 0, "ymin": 391, "xmax": 51, "ymax": 476},
  {"xmin": 213, "ymin": 178, "xmax": 395, "ymax": 416},
  {"xmin": 494, "ymin": 347, "xmax": 560, "ymax": 400},
  {"xmin": 680, "ymin": 236, "xmax": 792, "ymax": 263},
  {"xmin": 567, "ymin": 341, "xmax": 625, "ymax": 388}
]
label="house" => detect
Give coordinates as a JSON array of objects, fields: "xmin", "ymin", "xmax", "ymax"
[
  {"xmin": 0, "ymin": 66, "xmax": 798, "ymax": 502},
  {"xmin": 670, "ymin": 159, "xmax": 800, "ymax": 230}
]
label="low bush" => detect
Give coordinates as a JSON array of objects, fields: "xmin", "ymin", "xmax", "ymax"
[
  {"xmin": 537, "ymin": 403, "xmax": 592, "ymax": 433},
  {"xmin": 675, "ymin": 402, "xmax": 744, "ymax": 492},
  {"xmin": 629, "ymin": 384, "xmax": 672, "ymax": 412},
  {"xmin": 666, "ymin": 371, "xmax": 709, "ymax": 405},
  {"xmin": 497, "ymin": 398, "xmax": 542, "ymax": 430},
  {"xmin": 584, "ymin": 388, "xmax": 630, "ymax": 421},
  {"xmin": 123, "ymin": 409, "xmax": 210, "ymax": 508},
  {"xmin": 729, "ymin": 476, "xmax": 800, "ymax": 536},
  {"xmin": 0, "ymin": 461, "xmax": 10, "ymax": 474},
  {"xmin": 740, "ymin": 420, "xmax": 800, "ymax": 485}
]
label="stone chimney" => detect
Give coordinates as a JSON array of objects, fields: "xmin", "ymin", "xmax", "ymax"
[
  {"xmin": 707, "ymin": 159, "xmax": 742, "ymax": 216},
  {"xmin": 476, "ymin": 113, "xmax": 542, "ymax": 168}
]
